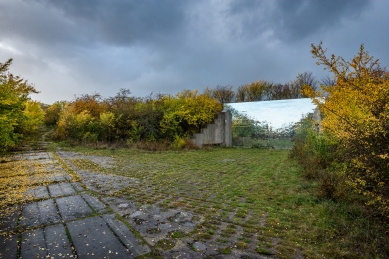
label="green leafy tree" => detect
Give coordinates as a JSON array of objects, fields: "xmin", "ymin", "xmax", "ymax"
[
  {"xmin": 44, "ymin": 101, "xmax": 64, "ymax": 126},
  {"xmin": 0, "ymin": 59, "xmax": 38, "ymax": 153}
]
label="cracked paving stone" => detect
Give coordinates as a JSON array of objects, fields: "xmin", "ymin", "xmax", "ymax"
[
  {"xmin": 56, "ymin": 195, "xmax": 93, "ymax": 221},
  {"xmin": 0, "ymin": 234, "xmax": 18, "ymax": 259},
  {"xmin": 20, "ymin": 199, "xmax": 60, "ymax": 229},
  {"xmin": 48, "ymin": 182, "xmax": 75, "ymax": 197},
  {"xmin": 66, "ymin": 216, "xmax": 132, "ymax": 258},
  {"xmin": 102, "ymin": 214, "xmax": 151, "ymax": 257},
  {"xmin": 81, "ymin": 194, "xmax": 109, "ymax": 213}
]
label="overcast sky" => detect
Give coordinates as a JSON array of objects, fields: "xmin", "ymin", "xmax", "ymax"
[{"xmin": 1, "ymin": 0, "xmax": 388, "ymax": 104}]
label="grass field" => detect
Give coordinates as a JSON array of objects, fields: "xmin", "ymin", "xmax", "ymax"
[{"xmin": 51, "ymin": 144, "xmax": 388, "ymax": 259}]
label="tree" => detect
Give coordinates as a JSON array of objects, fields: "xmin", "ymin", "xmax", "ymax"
[
  {"xmin": 304, "ymin": 42, "xmax": 389, "ymax": 218},
  {"xmin": 44, "ymin": 101, "xmax": 65, "ymax": 126},
  {"xmin": 210, "ymin": 85, "xmax": 235, "ymax": 104},
  {"xmin": 0, "ymin": 59, "xmax": 38, "ymax": 153},
  {"xmin": 320, "ymin": 75, "xmax": 336, "ymax": 87},
  {"xmin": 236, "ymin": 80, "xmax": 273, "ymax": 102},
  {"xmin": 293, "ymin": 71, "xmax": 318, "ymax": 98},
  {"xmin": 20, "ymin": 100, "xmax": 45, "ymax": 136}
]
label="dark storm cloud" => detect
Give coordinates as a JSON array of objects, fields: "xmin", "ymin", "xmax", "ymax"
[
  {"xmin": 227, "ymin": 0, "xmax": 372, "ymax": 41},
  {"xmin": 32, "ymin": 0, "xmax": 188, "ymax": 46},
  {"xmin": 0, "ymin": 0, "xmax": 387, "ymax": 104}
]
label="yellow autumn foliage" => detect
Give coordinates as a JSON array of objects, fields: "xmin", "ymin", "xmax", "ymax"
[
  {"xmin": 304, "ymin": 42, "xmax": 389, "ymax": 218},
  {"xmin": 160, "ymin": 90, "xmax": 222, "ymax": 138}
]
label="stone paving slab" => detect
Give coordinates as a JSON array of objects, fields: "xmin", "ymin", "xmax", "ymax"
[
  {"xmin": 66, "ymin": 216, "xmax": 131, "ymax": 258},
  {"xmin": 56, "ymin": 195, "xmax": 93, "ymax": 221},
  {"xmin": 44, "ymin": 224, "xmax": 73, "ymax": 258},
  {"xmin": 48, "ymin": 182, "xmax": 75, "ymax": 197},
  {"xmin": 24, "ymin": 152, "xmax": 51, "ymax": 161},
  {"xmin": 48, "ymin": 172, "xmax": 67, "ymax": 182},
  {"xmin": 78, "ymin": 170, "xmax": 137, "ymax": 194},
  {"xmin": 102, "ymin": 214, "xmax": 151, "ymax": 257},
  {"xmin": 81, "ymin": 194, "xmax": 109, "ymax": 213},
  {"xmin": 0, "ymin": 206, "xmax": 20, "ymax": 234},
  {"xmin": 25, "ymin": 185, "xmax": 50, "ymax": 199},
  {"xmin": 20, "ymin": 199, "xmax": 60, "ymax": 229},
  {"xmin": 20, "ymin": 228, "xmax": 47, "ymax": 259},
  {"xmin": 71, "ymin": 182, "xmax": 84, "ymax": 192},
  {"xmin": 20, "ymin": 225, "xmax": 72, "ymax": 259},
  {"xmin": 0, "ymin": 234, "xmax": 18, "ymax": 259}
]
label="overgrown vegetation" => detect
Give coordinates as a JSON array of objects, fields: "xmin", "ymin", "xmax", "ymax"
[
  {"xmin": 290, "ymin": 42, "xmax": 389, "ymax": 257},
  {"xmin": 56, "ymin": 145, "xmax": 389, "ymax": 258},
  {"xmin": 294, "ymin": 42, "xmax": 389, "ymax": 219},
  {"xmin": 50, "ymin": 89, "xmax": 222, "ymax": 147},
  {"xmin": 0, "ymin": 59, "xmax": 43, "ymax": 154}
]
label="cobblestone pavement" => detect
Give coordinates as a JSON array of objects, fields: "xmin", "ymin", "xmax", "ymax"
[{"xmin": 0, "ymin": 142, "xmax": 271, "ymax": 259}]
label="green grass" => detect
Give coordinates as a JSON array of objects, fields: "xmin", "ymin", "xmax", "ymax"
[{"xmin": 54, "ymin": 145, "xmax": 389, "ymax": 258}]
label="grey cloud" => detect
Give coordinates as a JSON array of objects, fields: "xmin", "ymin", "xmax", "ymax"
[
  {"xmin": 227, "ymin": 0, "xmax": 372, "ymax": 41},
  {"xmin": 32, "ymin": 0, "xmax": 188, "ymax": 46},
  {"xmin": 1, "ymin": 0, "xmax": 387, "ymax": 104}
]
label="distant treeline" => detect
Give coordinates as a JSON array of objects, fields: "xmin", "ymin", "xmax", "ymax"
[{"xmin": 204, "ymin": 71, "xmax": 335, "ymax": 104}]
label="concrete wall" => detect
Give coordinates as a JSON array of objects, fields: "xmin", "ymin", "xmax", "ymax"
[
  {"xmin": 312, "ymin": 107, "xmax": 322, "ymax": 132},
  {"xmin": 191, "ymin": 109, "xmax": 232, "ymax": 147}
]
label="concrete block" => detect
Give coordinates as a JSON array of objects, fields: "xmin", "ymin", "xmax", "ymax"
[
  {"xmin": 56, "ymin": 195, "xmax": 93, "ymax": 221},
  {"xmin": 20, "ymin": 199, "xmax": 60, "ymax": 229},
  {"xmin": 0, "ymin": 234, "xmax": 18, "ymax": 259},
  {"xmin": 81, "ymin": 193, "xmax": 109, "ymax": 213},
  {"xmin": 67, "ymin": 216, "xmax": 132, "ymax": 258},
  {"xmin": 48, "ymin": 182, "xmax": 75, "ymax": 197},
  {"xmin": 102, "ymin": 214, "xmax": 150, "ymax": 257}
]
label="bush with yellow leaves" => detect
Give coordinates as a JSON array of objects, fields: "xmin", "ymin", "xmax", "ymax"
[{"xmin": 303, "ymin": 42, "xmax": 389, "ymax": 219}]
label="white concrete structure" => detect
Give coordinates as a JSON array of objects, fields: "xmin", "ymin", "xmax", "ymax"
[{"xmin": 226, "ymin": 98, "xmax": 317, "ymax": 129}]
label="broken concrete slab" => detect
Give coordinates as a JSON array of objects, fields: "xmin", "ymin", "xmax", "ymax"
[
  {"xmin": 48, "ymin": 182, "xmax": 75, "ymax": 197},
  {"xmin": 164, "ymin": 249, "xmax": 200, "ymax": 259},
  {"xmin": 66, "ymin": 216, "xmax": 132, "ymax": 258},
  {"xmin": 81, "ymin": 193, "xmax": 109, "ymax": 213},
  {"xmin": 102, "ymin": 214, "xmax": 150, "ymax": 257},
  {"xmin": 20, "ymin": 199, "xmax": 60, "ymax": 229},
  {"xmin": 192, "ymin": 241, "xmax": 207, "ymax": 251},
  {"xmin": 169, "ymin": 211, "xmax": 193, "ymax": 223},
  {"xmin": 101, "ymin": 197, "xmax": 138, "ymax": 217},
  {"xmin": 56, "ymin": 195, "xmax": 93, "ymax": 221},
  {"xmin": 0, "ymin": 234, "xmax": 18, "ymax": 259}
]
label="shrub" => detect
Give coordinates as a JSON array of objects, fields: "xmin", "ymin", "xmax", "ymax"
[
  {"xmin": 304, "ymin": 42, "xmax": 389, "ymax": 218},
  {"xmin": 0, "ymin": 59, "xmax": 39, "ymax": 153}
]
